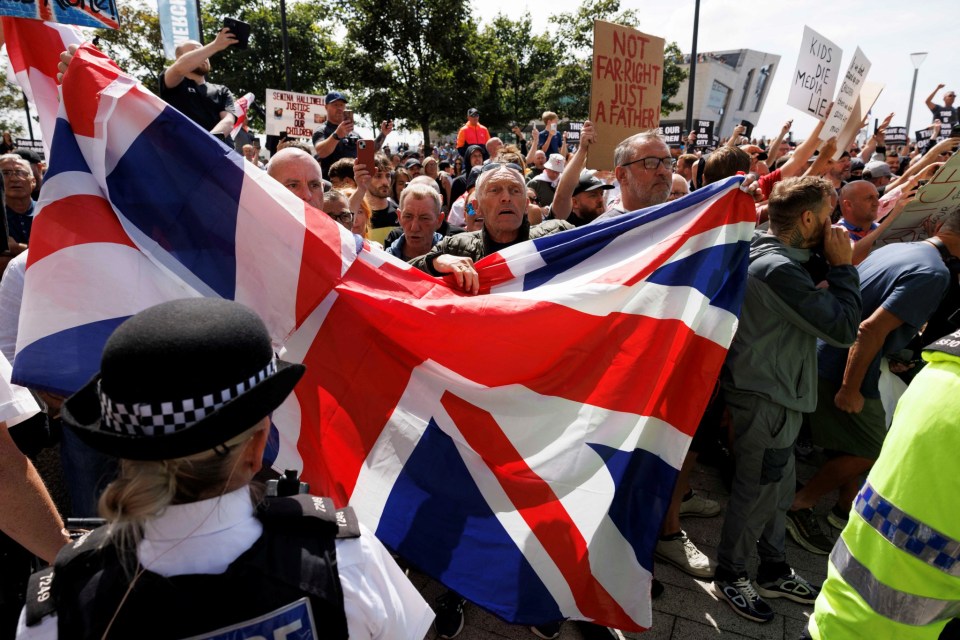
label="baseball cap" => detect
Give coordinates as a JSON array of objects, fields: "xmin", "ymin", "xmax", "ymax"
[
  {"xmin": 467, "ymin": 108, "xmax": 480, "ymax": 118},
  {"xmin": 572, "ymin": 172, "xmax": 614, "ymax": 196},
  {"xmin": 863, "ymin": 160, "xmax": 892, "ymax": 179},
  {"xmin": 324, "ymin": 91, "xmax": 347, "ymax": 104},
  {"xmin": 404, "ymin": 158, "xmax": 422, "ymax": 169}
]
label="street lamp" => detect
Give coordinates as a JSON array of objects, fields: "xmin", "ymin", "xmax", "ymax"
[{"xmin": 905, "ymin": 52, "xmax": 927, "ymax": 136}]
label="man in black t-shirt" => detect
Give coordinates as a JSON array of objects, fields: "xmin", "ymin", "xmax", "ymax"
[
  {"xmin": 160, "ymin": 29, "xmax": 239, "ymax": 139},
  {"xmin": 925, "ymin": 84, "xmax": 958, "ymax": 131}
]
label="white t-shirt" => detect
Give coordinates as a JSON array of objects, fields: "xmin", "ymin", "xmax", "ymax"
[
  {"xmin": 0, "ymin": 352, "xmax": 39, "ymax": 428},
  {"xmin": 17, "ymin": 487, "xmax": 434, "ymax": 640}
]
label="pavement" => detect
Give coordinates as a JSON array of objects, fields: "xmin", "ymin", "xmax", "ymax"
[{"xmin": 411, "ymin": 449, "xmax": 838, "ymax": 640}]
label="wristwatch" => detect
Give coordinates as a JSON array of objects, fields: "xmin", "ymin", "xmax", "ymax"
[{"xmin": 332, "ymin": 132, "xmax": 342, "ymax": 141}]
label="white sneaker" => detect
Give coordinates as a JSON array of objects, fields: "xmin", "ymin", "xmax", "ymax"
[
  {"xmin": 655, "ymin": 531, "xmax": 715, "ymax": 578},
  {"xmin": 679, "ymin": 491, "xmax": 721, "ymax": 518}
]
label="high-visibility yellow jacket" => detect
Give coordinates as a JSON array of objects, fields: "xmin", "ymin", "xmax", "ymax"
[{"xmin": 809, "ymin": 332, "xmax": 960, "ymax": 639}]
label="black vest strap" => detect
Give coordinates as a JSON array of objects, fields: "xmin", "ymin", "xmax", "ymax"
[{"xmin": 28, "ymin": 495, "xmax": 356, "ymax": 640}]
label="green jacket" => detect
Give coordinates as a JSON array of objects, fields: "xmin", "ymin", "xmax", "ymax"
[{"xmin": 720, "ymin": 232, "xmax": 861, "ymax": 412}]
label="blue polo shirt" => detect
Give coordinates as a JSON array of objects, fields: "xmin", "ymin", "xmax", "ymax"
[
  {"xmin": 839, "ymin": 217, "xmax": 878, "ymax": 242},
  {"xmin": 5, "ymin": 200, "xmax": 35, "ymax": 244}
]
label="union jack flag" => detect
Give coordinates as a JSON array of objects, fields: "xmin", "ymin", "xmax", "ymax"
[{"xmin": 11, "ymin": 43, "xmax": 755, "ymax": 631}]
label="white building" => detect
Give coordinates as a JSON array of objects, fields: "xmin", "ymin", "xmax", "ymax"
[{"xmin": 665, "ymin": 48, "xmax": 781, "ymax": 140}]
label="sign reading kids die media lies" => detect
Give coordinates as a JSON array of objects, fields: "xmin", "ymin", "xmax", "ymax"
[
  {"xmin": 265, "ymin": 89, "xmax": 326, "ymax": 138},
  {"xmin": 590, "ymin": 20, "xmax": 665, "ymax": 171},
  {"xmin": 788, "ymin": 26, "xmax": 841, "ymax": 120}
]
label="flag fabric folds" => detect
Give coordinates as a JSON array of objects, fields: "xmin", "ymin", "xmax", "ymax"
[{"xmin": 12, "ymin": 43, "xmax": 756, "ymax": 631}]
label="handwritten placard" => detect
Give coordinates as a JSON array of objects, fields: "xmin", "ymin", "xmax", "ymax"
[
  {"xmin": 821, "ymin": 47, "xmax": 871, "ymax": 141},
  {"xmin": 590, "ymin": 20, "xmax": 665, "ymax": 171},
  {"xmin": 831, "ymin": 81, "xmax": 883, "ymax": 160},
  {"xmin": 787, "ymin": 26, "xmax": 841, "ymax": 120},
  {"xmin": 877, "ymin": 152, "xmax": 960, "ymax": 246},
  {"xmin": 265, "ymin": 89, "xmax": 326, "ymax": 138}
]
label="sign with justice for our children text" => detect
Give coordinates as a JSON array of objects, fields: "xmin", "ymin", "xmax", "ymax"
[
  {"xmin": 589, "ymin": 20, "xmax": 665, "ymax": 171},
  {"xmin": 266, "ymin": 89, "xmax": 327, "ymax": 138},
  {"xmin": 788, "ymin": 26, "xmax": 841, "ymax": 120}
]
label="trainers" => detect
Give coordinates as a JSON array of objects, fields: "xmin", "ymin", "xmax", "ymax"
[
  {"xmin": 786, "ymin": 508, "xmax": 834, "ymax": 555},
  {"xmin": 655, "ymin": 531, "xmax": 716, "ymax": 578},
  {"xmin": 755, "ymin": 569, "xmax": 821, "ymax": 605},
  {"xmin": 434, "ymin": 591, "xmax": 465, "ymax": 639},
  {"xmin": 715, "ymin": 574, "xmax": 774, "ymax": 623},
  {"xmin": 679, "ymin": 491, "xmax": 721, "ymax": 518},
  {"xmin": 529, "ymin": 621, "xmax": 561, "ymax": 639},
  {"xmin": 827, "ymin": 504, "xmax": 849, "ymax": 530}
]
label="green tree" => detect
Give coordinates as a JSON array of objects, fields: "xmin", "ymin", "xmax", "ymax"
[
  {"xmin": 0, "ymin": 76, "xmax": 28, "ymax": 138},
  {"xmin": 475, "ymin": 13, "xmax": 561, "ymax": 131},
  {"xmin": 330, "ymin": 0, "xmax": 483, "ymax": 152},
  {"xmin": 197, "ymin": 0, "xmax": 341, "ymax": 132},
  {"xmin": 540, "ymin": 0, "xmax": 687, "ymax": 119},
  {"xmin": 94, "ymin": 4, "xmax": 166, "ymax": 92}
]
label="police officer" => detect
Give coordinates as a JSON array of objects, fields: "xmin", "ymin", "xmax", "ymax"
[
  {"xmin": 17, "ymin": 298, "xmax": 433, "ymax": 639},
  {"xmin": 806, "ymin": 326, "xmax": 960, "ymax": 639}
]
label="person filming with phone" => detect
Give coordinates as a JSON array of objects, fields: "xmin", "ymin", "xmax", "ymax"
[
  {"xmin": 314, "ymin": 93, "xmax": 394, "ymax": 178},
  {"xmin": 160, "ymin": 27, "xmax": 240, "ymax": 141}
]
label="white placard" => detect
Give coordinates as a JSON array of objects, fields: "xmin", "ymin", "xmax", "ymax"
[
  {"xmin": 265, "ymin": 89, "xmax": 327, "ymax": 138},
  {"xmin": 787, "ymin": 26, "xmax": 842, "ymax": 121},
  {"xmin": 820, "ymin": 47, "xmax": 871, "ymax": 141}
]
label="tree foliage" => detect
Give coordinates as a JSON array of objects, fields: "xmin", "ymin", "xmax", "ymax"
[
  {"xmin": 543, "ymin": 0, "xmax": 687, "ymax": 119},
  {"xmin": 0, "ymin": 76, "xmax": 28, "ymax": 137},
  {"xmin": 94, "ymin": 4, "xmax": 166, "ymax": 91},
  {"xmin": 330, "ymin": 0, "xmax": 482, "ymax": 150},
  {"xmin": 474, "ymin": 14, "xmax": 561, "ymax": 132}
]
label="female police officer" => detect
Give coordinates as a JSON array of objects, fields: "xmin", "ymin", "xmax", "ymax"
[{"xmin": 16, "ymin": 298, "xmax": 433, "ymax": 639}]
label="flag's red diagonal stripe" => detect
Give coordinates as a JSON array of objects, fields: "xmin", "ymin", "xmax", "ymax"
[
  {"xmin": 2, "ymin": 18, "xmax": 64, "ymax": 80},
  {"xmin": 441, "ymin": 391, "xmax": 640, "ymax": 630},
  {"xmin": 27, "ymin": 195, "xmax": 136, "ymax": 267},
  {"xmin": 294, "ymin": 207, "xmax": 349, "ymax": 326},
  {"xmin": 61, "ymin": 45, "xmax": 124, "ymax": 138},
  {"xmin": 596, "ymin": 190, "xmax": 755, "ymax": 287}
]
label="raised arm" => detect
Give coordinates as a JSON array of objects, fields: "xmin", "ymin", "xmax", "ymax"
[
  {"xmin": 550, "ymin": 121, "xmax": 596, "ymax": 221},
  {"xmin": 163, "ymin": 28, "xmax": 236, "ymax": 89},
  {"xmin": 925, "ymin": 83, "xmax": 945, "ymax": 111}
]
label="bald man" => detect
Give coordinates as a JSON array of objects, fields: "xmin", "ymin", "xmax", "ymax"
[
  {"xmin": 267, "ymin": 148, "xmax": 325, "ymax": 210},
  {"xmin": 160, "ymin": 28, "xmax": 239, "ymax": 138}
]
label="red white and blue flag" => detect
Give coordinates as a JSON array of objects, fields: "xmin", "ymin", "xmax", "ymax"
[{"xmin": 12, "ymin": 43, "xmax": 756, "ymax": 631}]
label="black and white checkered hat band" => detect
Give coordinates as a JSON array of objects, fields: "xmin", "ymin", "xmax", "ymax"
[{"xmin": 97, "ymin": 358, "xmax": 278, "ymax": 436}]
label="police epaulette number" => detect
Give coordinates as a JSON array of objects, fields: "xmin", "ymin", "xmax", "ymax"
[
  {"xmin": 260, "ymin": 494, "xmax": 361, "ymax": 539},
  {"xmin": 926, "ymin": 328, "xmax": 960, "ymax": 358},
  {"xmin": 24, "ymin": 567, "xmax": 56, "ymax": 626}
]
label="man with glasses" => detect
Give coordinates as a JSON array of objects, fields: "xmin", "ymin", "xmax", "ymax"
[
  {"xmin": 322, "ymin": 190, "xmax": 356, "ymax": 230},
  {"xmin": 925, "ymin": 84, "xmax": 958, "ymax": 131},
  {"xmin": 600, "ymin": 132, "xmax": 674, "ymax": 219},
  {"xmin": 1, "ymin": 155, "xmax": 36, "ymax": 264}
]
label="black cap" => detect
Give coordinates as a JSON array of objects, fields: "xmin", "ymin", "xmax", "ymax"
[
  {"xmin": 467, "ymin": 108, "xmax": 479, "ymax": 117},
  {"xmin": 572, "ymin": 172, "xmax": 615, "ymax": 196}
]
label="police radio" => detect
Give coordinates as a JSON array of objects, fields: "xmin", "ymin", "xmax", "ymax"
[{"xmin": 266, "ymin": 469, "xmax": 310, "ymax": 497}]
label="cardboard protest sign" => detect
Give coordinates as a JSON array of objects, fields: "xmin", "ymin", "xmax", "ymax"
[
  {"xmin": 266, "ymin": 89, "xmax": 326, "ymax": 138},
  {"xmin": 821, "ymin": 47, "xmax": 871, "ymax": 141},
  {"xmin": 787, "ymin": 26, "xmax": 841, "ymax": 120},
  {"xmin": 0, "ymin": 0, "xmax": 118, "ymax": 29},
  {"xmin": 884, "ymin": 126, "xmax": 908, "ymax": 146},
  {"xmin": 877, "ymin": 152, "xmax": 960, "ymax": 246},
  {"xmin": 590, "ymin": 20, "xmax": 665, "ymax": 171},
  {"xmin": 657, "ymin": 120, "xmax": 683, "ymax": 147}
]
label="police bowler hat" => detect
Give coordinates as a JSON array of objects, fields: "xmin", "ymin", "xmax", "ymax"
[{"xmin": 62, "ymin": 298, "xmax": 305, "ymax": 461}]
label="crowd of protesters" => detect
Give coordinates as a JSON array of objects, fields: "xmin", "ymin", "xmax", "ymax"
[{"xmin": 2, "ymin": 33, "xmax": 959, "ymax": 640}]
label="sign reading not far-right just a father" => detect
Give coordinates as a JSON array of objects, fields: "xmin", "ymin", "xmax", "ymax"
[
  {"xmin": 787, "ymin": 26, "xmax": 841, "ymax": 121},
  {"xmin": 589, "ymin": 20, "xmax": 665, "ymax": 171}
]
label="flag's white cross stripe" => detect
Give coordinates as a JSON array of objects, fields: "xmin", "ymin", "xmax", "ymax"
[{"xmin": 351, "ymin": 359, "xmax": 673, "ymax": 628}]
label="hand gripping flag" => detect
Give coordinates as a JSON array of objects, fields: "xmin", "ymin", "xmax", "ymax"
[{"xmin": 15, "ymin": 44, "xmax": 757, "ymax": 631}]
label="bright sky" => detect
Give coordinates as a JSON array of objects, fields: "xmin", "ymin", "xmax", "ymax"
[{"xmin": 477, "ymin": 0, "xmax": 958, "ymax": 140}]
